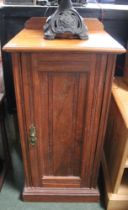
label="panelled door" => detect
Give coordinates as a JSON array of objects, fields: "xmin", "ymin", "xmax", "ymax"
[{"xmin": 21, "ymin": 52, "xmax": 107, "ymax": 188}]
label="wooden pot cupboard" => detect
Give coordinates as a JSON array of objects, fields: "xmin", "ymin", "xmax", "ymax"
[{"xmin": 3, "ymin": 17, "xmax": 125, "ymax": 202}]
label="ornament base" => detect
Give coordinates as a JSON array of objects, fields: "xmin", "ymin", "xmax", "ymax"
[{"xmin": 44, "ymin": 6, "xmax": 88, "ymax": 40}]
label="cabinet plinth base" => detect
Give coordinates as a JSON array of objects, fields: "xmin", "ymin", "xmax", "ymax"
[{"xmin": 22, "ymin": 187, "xmax": 100, "ymax": 202}]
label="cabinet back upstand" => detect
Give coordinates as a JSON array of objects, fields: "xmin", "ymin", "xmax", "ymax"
[{"xmin": 3, "ymin": 17, "xmax": 125, "ymax": 202}]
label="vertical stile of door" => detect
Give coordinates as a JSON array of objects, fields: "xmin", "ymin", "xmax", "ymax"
[{"xmin": 21, "ymin": 53, "xmax": 40, "ymax": 187}]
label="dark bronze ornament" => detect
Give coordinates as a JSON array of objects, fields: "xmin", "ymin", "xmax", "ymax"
[{"xmin": 44, "ymin": 0, "xmax": 89, "ymax": 40}]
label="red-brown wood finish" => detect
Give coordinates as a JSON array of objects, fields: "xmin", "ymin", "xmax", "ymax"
[
  {"xmin": 4, "ymin": 18, "xmax": 126, "ymax": 202},
  {"xmin": 12, "ymin": 51, "xmax": 114, "ymax": 201}
]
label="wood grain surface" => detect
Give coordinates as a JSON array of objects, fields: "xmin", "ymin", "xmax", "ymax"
[{"xmin": 3, "ymin": 18, "xmax": 125, "ymax": 54}]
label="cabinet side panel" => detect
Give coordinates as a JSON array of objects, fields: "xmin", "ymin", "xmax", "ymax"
[
  {"xmin": 82, "ymin": 54, "xmax": 107, "ymax": 187},
  {"xmin": 91, "ymin": 54, "xmax": 117, "ymax": 187}
]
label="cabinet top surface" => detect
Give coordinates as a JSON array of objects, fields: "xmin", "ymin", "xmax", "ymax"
[{"xmin": 3, "ymin": 18, "xmax": 125, "ymax": 54}]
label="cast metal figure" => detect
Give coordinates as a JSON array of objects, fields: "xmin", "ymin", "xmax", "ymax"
[{"xmin": 44, "ymin": 0, "xmax": 89, "ymax": 40}]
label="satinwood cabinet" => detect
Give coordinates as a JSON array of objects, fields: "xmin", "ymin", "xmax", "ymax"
[{"xmin": 3, "ymin": 17, "xmax": 125, "ymax": 202}]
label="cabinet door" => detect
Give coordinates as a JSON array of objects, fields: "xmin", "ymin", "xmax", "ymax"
[{"xmin": 21, "ymin": 52, "xmax": 107, "ymax": 188}]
